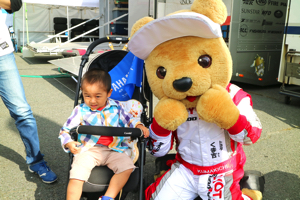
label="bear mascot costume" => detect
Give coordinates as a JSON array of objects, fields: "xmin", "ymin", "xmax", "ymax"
[{"xmin": 128, "ymin": 0, "xmax": 263, "ymax": 199}]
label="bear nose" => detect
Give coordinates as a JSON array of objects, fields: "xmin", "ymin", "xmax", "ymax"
[{"xmin": 173, "ymin": 77, "xmax": 193, "ymax": 92}]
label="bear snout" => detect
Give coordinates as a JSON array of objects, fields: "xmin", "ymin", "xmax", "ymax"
[{"xmin": 173, "ymin": 77, "xmax": 193, "ymax": 92}]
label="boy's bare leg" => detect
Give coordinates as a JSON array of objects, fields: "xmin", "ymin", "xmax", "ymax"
[
  {"xmin": 66, "ymin": 179, "xmax": 84, "ymax": 200},
  {"xmin": 104, "ymin": 169, "xmax": 133, "ymax": 198}
]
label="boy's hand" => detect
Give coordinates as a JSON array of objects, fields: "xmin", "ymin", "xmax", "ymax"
[
  {"xmin": 65, "ymin": 141, "xmax": 81, "ymax": 154},
  {"xmin": 136, "ymin": 124, "xmax": 149, "ymax": 138}
]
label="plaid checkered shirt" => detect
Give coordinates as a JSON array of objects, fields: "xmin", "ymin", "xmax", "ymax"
[{"xmin": 58, "ymin": 98, "xmax": 142, "ymax": 154}]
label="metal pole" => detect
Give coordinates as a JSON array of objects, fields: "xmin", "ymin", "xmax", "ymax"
[
  {"xmin": 99, "ymin": 0, "xmax": 105, "ymax": 38},
  {"xmin": 138, "ymin": 140, "xmax": 145, "ymax": 200},
  {"xmin": 25, "ymin": 3, "xmax": 29, "ymax": 44},
  {"xmin": 48, "ymin": 8, "xmax": 51, "ymax": 36},
  {"xmin": 154, "ymin": 0, "xmax": 157, "ymax": 19},
  {"xmin": 22, "ymin": 4, "xmax": 24, "ymax": 48},
  {"xmin": 67, "ymin": 6, "xmax": 69, "ymax": 41},
  {"xmin": 107, "ymin": 0, "xmax": 110, "ymax": 35}
]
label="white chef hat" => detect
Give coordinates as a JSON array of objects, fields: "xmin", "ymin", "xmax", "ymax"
[{"xmin": 128, "ymin": 12, "xmax": 222, "ymax": 60}]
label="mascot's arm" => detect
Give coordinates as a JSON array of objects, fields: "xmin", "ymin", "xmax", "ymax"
[
  {"xmin": 226, "ymin": 88, "xmax": 262, "ymax": 145},
  {"xmin": 148, "ymin": 118, "xmax": 173, "ymax": 157}
]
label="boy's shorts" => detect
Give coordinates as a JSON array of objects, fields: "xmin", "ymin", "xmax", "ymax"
[{"xmin": 70, "ymin": 145, "xmax": 135, "ymax": 181}]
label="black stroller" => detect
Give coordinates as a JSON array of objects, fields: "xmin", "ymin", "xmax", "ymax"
[{"xmin": 68, "ymin": 36, "xmax": 153, "ymax": 200}]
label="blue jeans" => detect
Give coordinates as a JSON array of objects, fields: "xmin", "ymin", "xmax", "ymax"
[{"xmin": 0, "ymin": 52, "xmax": 43, "ymax": 165}]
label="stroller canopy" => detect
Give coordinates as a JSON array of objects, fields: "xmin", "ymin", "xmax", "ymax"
[{"xmin": 87, "ymin": 50, "xmax": 144, "ymax": 101}]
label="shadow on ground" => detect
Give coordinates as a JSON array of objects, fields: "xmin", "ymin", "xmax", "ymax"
[
  {"xmin": 44, "ymin": 77, "xmax": 77, "ymax": 101},
  {"xmin": 21, "ymin": 56, "xmax": 63, "ymax": 65},
  {"xmin": 263, "ymin": 170, "xmax": 300, "ymax": 200},
  {"xmin": 0, "ymin": 114, "xmax": 69, "ymax": 200}
]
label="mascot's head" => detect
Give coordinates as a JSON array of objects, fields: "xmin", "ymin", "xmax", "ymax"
[{"xmin": 128, "ymin": 0, "xmax": 232, "ymax": 109}]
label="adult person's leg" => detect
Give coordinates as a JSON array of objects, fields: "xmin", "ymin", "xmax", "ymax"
[{"xmin": 0, "ymin": 52, "xmax": 57, "ymax": 183}]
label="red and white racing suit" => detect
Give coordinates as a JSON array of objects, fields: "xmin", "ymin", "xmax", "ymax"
[{"xmin": 146, "ymin": 84, "xmax": 262, "ymax": 200}]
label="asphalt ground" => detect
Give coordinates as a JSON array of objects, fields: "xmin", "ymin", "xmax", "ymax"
[{"xmin": 0, "ymin": 53, "xmax": 299, "ymax": 200}]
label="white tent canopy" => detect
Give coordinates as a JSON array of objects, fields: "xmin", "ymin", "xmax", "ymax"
[
  {"xmin": 23, "ymin": 0, "xmax": 99, "ymax": 8},
  {"xmin": 14, "ymin": 1, "xmax": 100, "ymax": 47}
]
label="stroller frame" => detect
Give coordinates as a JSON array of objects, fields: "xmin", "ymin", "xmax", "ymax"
[{"xmin": 67, "ymin": 36, "xmax": 152, "ymax": 200}]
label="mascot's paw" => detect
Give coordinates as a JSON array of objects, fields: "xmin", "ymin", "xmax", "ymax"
[
  {"xmin": 242, "ymin": 188, "xmax": 262, "ymax": 200},
  {"xmin": 154, "ymin": 97, "xmax": 188, "ymax": 131},
  {"xmin": 196, "ymin": 84, "xmax": 240, "ymax": 129}
]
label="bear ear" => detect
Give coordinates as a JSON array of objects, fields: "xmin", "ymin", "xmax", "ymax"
[
  {"xmin": 130, "ymin": 17, "xmax": 154, "ymax": 37},
  {"xmin": 191, "ymin": 0, "xmax": 227, "ymax": 25}
]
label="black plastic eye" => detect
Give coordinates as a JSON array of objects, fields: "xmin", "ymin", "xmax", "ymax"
[
  {"xmin": 156, "ymin": 66, "xmax": 166, "ymax": 79},
  {"xmin": 198, "ymin": 55, "xmax": 212, "ymax": 68}
]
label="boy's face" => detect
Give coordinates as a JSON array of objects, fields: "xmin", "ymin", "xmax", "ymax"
[{"xmin": 81, "ymin": 82, "xmax": 112, "ymax": 110}]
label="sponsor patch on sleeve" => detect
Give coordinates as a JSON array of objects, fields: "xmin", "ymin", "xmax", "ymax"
[{"xmin": 0, "ymin": 42, "xmax": 9, "ymax": 50}]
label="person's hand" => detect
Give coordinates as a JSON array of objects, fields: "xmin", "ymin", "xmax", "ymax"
[
  {"xmin": 65, "ymin": 141, "xmax": 81, "ymax": 154},
  {"xmin": 136, "ymin": 124, "xmax": 149, "ymax": 138}
]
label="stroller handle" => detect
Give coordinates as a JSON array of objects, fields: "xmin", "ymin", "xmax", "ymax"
[
  {"xmin": 71, "ymin": 125, "xmax": 143, "ymax": 138},
  {"xmin": 86, "ymin": 36, "xmax": 129, "ymax": 56}
]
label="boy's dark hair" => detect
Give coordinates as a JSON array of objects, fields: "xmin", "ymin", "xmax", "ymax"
[{"xmin": 81, "ymin": 69, "xmax": 111, "ymax": 93}]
